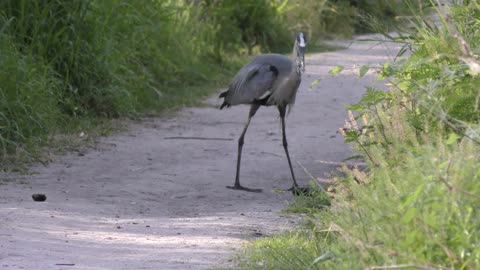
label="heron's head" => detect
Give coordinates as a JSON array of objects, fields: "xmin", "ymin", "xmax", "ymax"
[{"xmin": 295, "ymin": 32, "xmax": 307, "ymax": 72}]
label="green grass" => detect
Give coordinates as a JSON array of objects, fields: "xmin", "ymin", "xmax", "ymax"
[
  {"xmin": 233, "ymin": 230, "xmax": 328, "ymax": 270},
  {"xmin": 0, "ymin": 0, "xmax": 244, "ymax": 170},
  {"xmin": 284, "ymin": 182, "xmax": 332, "ymax": 215},
  {"xmin": 227, "ymin": 2, "xmax": 480, "ymax": 270}
]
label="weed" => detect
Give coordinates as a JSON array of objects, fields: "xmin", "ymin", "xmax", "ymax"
[
  {"xmin": 286, "ymin": 181, "xmax": 332, "ymax": 214},
  {"xmin": 230, "ymin": 1, "xmax": 480, "ymax": 270},
  {"xmin": 0, "ymin": 0, "xmax": 241, "ymax": 168}
]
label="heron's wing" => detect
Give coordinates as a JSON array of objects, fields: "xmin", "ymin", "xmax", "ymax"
[{"xmin": 222, "ymin": 63, "xmax": 278, "ymax": 107}]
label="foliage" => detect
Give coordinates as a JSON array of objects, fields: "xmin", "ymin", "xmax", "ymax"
[
  {"xmin": 0, "ymin": 0, "xmax": 243, "ymax": 166},
  {"xmin": 285, "ymin": 0, "xmax": 429, "ymax": 40},
  {"xmin": 232, "ymin": 2, "xmax": 480, "ymax": 270},
  {"xmin": 285, "ymin": 181, "xmax": 332, "ymax": 214},
  {"xmin": 235, "ymin": 230, "xmax": 332, "ymax": 270},
  {"xmin": 285, "ymin": 0, "xmax": 357, "ymax": 39},
  {"xmin": 352, "ymin": 0, "xmax": 432, "ymax": 33},
  {"xmin": 202, "ymin": 0, "xmax": 292, "ymax": 55},
  {"xmin": 0, "ymin": 33, "xmax": 61, "ymax": 158}
]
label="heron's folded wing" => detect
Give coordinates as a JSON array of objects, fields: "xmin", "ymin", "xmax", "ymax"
[{"xmin": 225, "ymin": 63, "xmax": 278, "ymax": 105}]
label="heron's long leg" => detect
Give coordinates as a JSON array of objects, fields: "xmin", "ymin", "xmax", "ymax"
[
  {"xmin": 227, "ymin": 104, "xmax": 262, "ymax": 192},
  {"xmin": 279, "ymin": 106, "xmax": 299, "ymax": 189}
]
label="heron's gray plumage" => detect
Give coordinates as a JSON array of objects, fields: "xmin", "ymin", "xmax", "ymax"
[
  {"xmin": 220, "ymin": 37, "xmax": 304, "ymax": 109},
  {"xmin": 220, "ymin": 54, "xmax": 296, "ymax": 107},
  {"xmin": 219, "ymin": 32, "xmax": 307, "ymax": 193}
]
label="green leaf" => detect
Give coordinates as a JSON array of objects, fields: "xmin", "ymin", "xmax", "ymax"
[
  {"xmin": 311, "ymin": 252, "xmax": 335, "ymax": 265},
  {"xmin": 424, "ymin": 212, "xmax": 439, "ymax": 227},
  {"xmin": 438, "ymin": 161, "xmax": 449, "ymax": 170},
  {"xmin": 404, "ymin": 230, "xmax": 418, "ymax": 246},
  {"xmin": 397, "ymin": 81, "xmax": 411, "ymax": 91},
  {"xmin": 446, "ymin": 133, "xmax": 460, "ymax": 145},
  {"xmin": 402, "ymin": 183, "xmax": 424, "ymax": 209},
  {"xmin": 402, "ymin": 207, "xmax": 419, "ymax": 224},
  {"xmin": 344, "ymin": 130, "xmax": 359, "ymax": 143},
  {"xmin": 346, "ymin": 103, "xmax": 364, "ymax": 111},
  {"xmin": 359, "ymin": 87, "xmax": 389, "ymax": 106},
  {"xmin": 377, "ymin": 62, "xmax": 394, "ymax": 80},
  {"xmin": 329, "ymin": 65, "xmax": 344, "ymax": 75},
  {"xmin": 382, "ymin": 62, "xmax": 393, "ymax": 76},
  {"xmin": 309, "ymin": 79, "xmax": 321, "ymax": 90},
  {"xmin": 359, "ymin": 65, "xmax": 370, "ymax": 77}
]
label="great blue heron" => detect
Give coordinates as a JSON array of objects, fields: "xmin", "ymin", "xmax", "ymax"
[{"xmin": 219, "ymin": 32, "xmax": 307, "ymax": 192}]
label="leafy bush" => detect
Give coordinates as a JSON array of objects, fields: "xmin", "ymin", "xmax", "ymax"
[
  {"xmin": 202, "ymin": 0, "xmax": 292, "ymax": 55},
  {"xmin": 232, "ymin": 2, "xmax": 480, "ymax": 270},
  {"xmin": 322, "ymin": 3, "xmax": 480, "ymax": 269},
  {"xmin": 0, "ymin": 0, "xmax": 114, "ymax": 116},
  {"xmin": 0, "ymin": 0, "xmax": 243, "ymax": 164},
  {"xmin": 352, "ymin": 0, "xmax": 431, "ymax": 32},
  {"xmin": 0, "ymin": 33, "xmax": 60, "ymax": 157},
  {"xmin": 285, "ymin": 0, "xmax": 357, "ymax": 39},
  {"xmin": 285, "ymin": 0, "xmax": 430, "ymax": 40}
]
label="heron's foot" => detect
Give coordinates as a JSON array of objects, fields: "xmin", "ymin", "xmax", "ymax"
[{"xmin": 226, "ymin": 185, "xmax": 262, "ymax": 193}]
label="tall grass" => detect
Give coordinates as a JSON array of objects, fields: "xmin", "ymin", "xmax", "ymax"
[
  {"xmin": 231, "ymin": 1, "xmax": 480, "ymax": 270},
  {"xmin": 0, "ymin": 0, "xmax": 243, "ymax": 167},
  {"xmin": 202, "ymin": 0, "xmax": 292, "ymax": 55},
  {"xmin": 285, "ymin": 0, "xmax": 429, "ymax": 39},
  {"xmin": 0, "ymin": 32, "xmax": 61, "ymax": 159}
]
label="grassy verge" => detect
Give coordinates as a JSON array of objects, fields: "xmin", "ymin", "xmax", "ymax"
[{"xmin": 228, "ymin": 2, "xmax": 480, "ymax": 270}]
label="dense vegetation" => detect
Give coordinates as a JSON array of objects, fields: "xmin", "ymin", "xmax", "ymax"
[
  {"xmin": 232, "ymin": 2, "xmax": 480, "ymax": 270},
  {"xmin": 0, "ymin": 0, "xmax": 229, "ymax": 165},
  {"xmin": 0, "ymin": 0, "xmax": 420, "ymax": 168}
]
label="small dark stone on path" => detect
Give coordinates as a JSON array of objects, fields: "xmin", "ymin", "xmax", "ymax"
[{"xmin": 32, "ymin": 194, "xmax": 47, "ymax": 202}]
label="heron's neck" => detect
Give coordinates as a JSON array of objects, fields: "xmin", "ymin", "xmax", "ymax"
[{"xmin": 291, "ymin": 44, "xmax": 302, "ymax": 77}]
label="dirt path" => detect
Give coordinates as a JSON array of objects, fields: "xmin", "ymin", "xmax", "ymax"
[{"xmin": 0, "ymin": 35, "xmax": 401, "ymax": 270}]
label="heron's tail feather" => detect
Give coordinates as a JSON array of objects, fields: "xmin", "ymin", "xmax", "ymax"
[
  {"xmin": 219, "ymin": 90, "xmax": 228, "ymax": 98},
  {"xmin": 219, "ymin": 90, "xmax": 230, "ymax": 109}
]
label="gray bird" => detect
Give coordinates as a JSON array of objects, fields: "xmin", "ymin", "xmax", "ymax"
[{"xmin": 219, "ymin": 32, "xmax": 307, "ymax": 192}]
